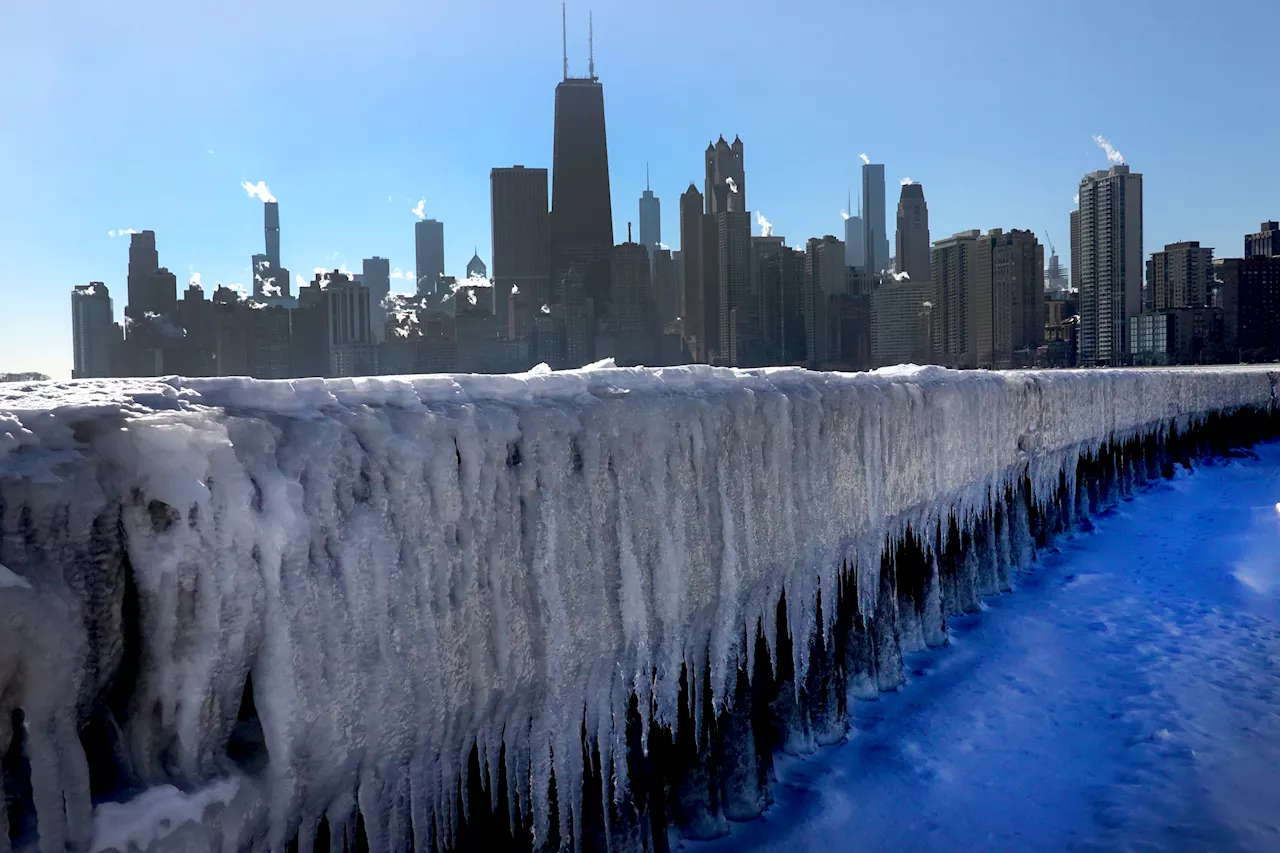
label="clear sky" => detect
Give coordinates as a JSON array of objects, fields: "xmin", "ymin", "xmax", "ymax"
[{"xmin": 2, "ymin": 0, "xmax": 1276, "ymax": 378}]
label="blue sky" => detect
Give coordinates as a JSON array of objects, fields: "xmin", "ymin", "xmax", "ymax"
[{"xmin": 1, "ymin": 0, "xmax": 1276, "ymax": 378}]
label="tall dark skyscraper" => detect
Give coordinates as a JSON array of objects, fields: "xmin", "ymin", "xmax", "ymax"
[
  {"xmin": 126, "ymin": 230, "xmax": 159, "ymax": 322},
  {"xmin": 639, "ymin": 166, "xmax": 660, "ymax": 260},
  {"xmin": 265, "ymin": 201, "xmax": 280, "ymax": 269},
  {"xmin": 895, "ymin": 182, "xmax": 931, "ymax": 283},
  {"xmin": 492, "ymin": 166, "xmax": 551, "ymax": 338},
  {"xmin": 862, "ymin": 163, "xmax": 889, "ymax": 275},
  {"xmin": 415, "ymin": 219, "xmax": 445, "ymax": 298},
  {"xmin": 705, "ymin": 136, "xmax": 745, "ymax": 215},
  {"xmin": 679, "ymin": 185, "xmax": 706, "ymax": 361},
  {"xmin": 551, "ymin": 16, "xmax": 614, "ymax": 313}
]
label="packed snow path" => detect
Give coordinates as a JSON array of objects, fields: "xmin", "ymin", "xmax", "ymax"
[
  {"xmin": 695, "ymin": 443, "xmax": 1280, "ymax": 853},
  {"xmin": 0, "ymin": 365, "xmax": 1277, "ymax": 853}
]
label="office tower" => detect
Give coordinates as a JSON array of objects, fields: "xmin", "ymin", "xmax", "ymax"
[
  {"xmin": 363, "ymin": 257, "xmax": 391, "ymax": 342},
  {"xmin": 1045, "ymin": 250, "xmax": 1069, "ymax": 296},
  {"xmin": 320, "ymin": 270, "xmax": 378, "ymax": 376},
  {"xmin": 491, "ymin": 166, "xmax": 551, "ymax": 339},
  {"xmin": 251, "ymin": 253, "xmax": 270, "ymax": 297},
  {"xmin": 247, "ymin": 304, "xmax": 292, "ymax": 379},
  {"xmin": 705, "ymin": 136, "xmax": 745, "ymax": 215},
  {"xmin": 862, "ymin": 162, "xmax": 890, "ymax": 275},
  {"xmin": 71, "ymin": 283, "xmax": 114, "ymax": 378},
  {"xmin": 756, "ymin": 242, "xmax": 806, "ymax": 365},
  {"xmin": 145, "ymin": 269, "xmax": 178, "ymax": 320},
  {"xmin": 1075, "ymin": 164, "xmax": 1143, "ymax": 366},
  {"xmin": 930, "ymin": 230, "xmax": 981, "ymax": 367},
  {"xmin": 611, "ymin": 237, "xmax": 658, "ymax": 366},
  {"xmin": 126, "ymin": 230, "xmax": 159, "ymax": 323},
  {"xmin": 652, "ymin": 247, "xmax": 678, "ymax": 328},
  {"xmin": 971, "ymin": 229, "xmax": 1044, "ymax": 369},
  {"xmin": 550, "ymin": 23, "xmax": 614, "ymax": 315},
  {"xmin": 895, "ymin": 183, "xmax": 931, "ymax": 283},
  {"xmin": 804, "ymin": 235, "xmax": 845, "ymax": 366},
  {"xmin": 466, "ymin": 252, "xmax": 487, "ymax": 279},
  {"xmin": 1219, "ymin": 247, "xmax": 1280, "ymax": 360},
  {"xmin": 844, "ymin": 213, "xmax": 865, "ymax": 271},
  {"xmin": 639, "ymin": 166, "xmax": 660, "ymax": 258},
  {"xmin": 1246, "ymin": 221, "xmax": 1280, "ymax": 258},
  {"xmin": 871, "ymin": 277, "xmax": 933, "ymax": 368},
  {"xmin": 679, "ymin": 185, "xmax": 706, "ymax": 360},
  {"xmin": 716, "ymin": 210, "xmax": 752, "ymax": 363},
  {"xmin": 415, "ymin": 219, "xmax": 446, "ymax": 298},
  {"xmin": 1069, "ymin": 209, "xmax": 1081, "ymax": 293},
  {"xmin": 1147, "ymin": 241, "xmax": 1213, "ymax": 310},
  {"xmin": 265, "ymin": 201, "xmax": 281, "ymax": 270}
]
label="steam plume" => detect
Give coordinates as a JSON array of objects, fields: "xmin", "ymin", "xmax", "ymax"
[
  {"xmin": 412, "ymin": 199, "xmax": 426, "ymax": 220},
  {"xmin": 756, "ymin": 212, "xmax": 773, "ymax": 237},
  {"xmin": 241, "ymin": 180, "xmax": 276, "ymax": 203},
  {"xmin": 859, "ymin": 153, "xmax": 871, "ymax": 165},
  {"xmin": 725, "ymin": 177, "xmax": 738, "ymax": 194},
  {"xmin": 900, "ymin": 177, "xmax": 914, "ymax": 186},
  {"xmin": 1092, "ymin": 135, "xmax": 1124, "ymax": 164}
]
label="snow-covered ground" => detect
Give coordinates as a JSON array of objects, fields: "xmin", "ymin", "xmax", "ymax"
[{"xmin": 693, "ymin": 444, "xmax": 1280, "ymax": 853}]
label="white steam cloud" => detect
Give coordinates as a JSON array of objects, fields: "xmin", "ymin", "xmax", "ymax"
[
  {"xmin": 1073, "ymin": 193, "xmax": 1080, "ymax": 205},
  {"xmin": 756, "ymin": 212, "xmax": 773, "ymax": 237},
  {"xmin": 241, "ymin": 180, "xmax": 276, "ymax": 203},
  {"xmin": 390, "ymin": 267, "xmax": 415, "ymax": 280},
  {"xmin": 891, "ymin": 271, "xmax": 911, "ymax": 281},
  {"xmin": 840, "ymin": 210, "xmax": 850, "ymax": 221},
  {"xmin": 725, "ymin": 177, "xmax": 738, "ymax": 194},
  {"xmin": 412, "ymin": 199, "xmax": 426, "ymax": 220},
  {"xmin": 107, "ymin": 229, "xmax": 140, "ymax": 238},
  {"xmin": 859, "ymin": 153, "xmax": 871, "ymax": 165},
  {"xmin": 1092, "ymin": 135, "xmax": 1124, "ymax": 164},
  {"xmin": 900, "ymin": 177, "xmax": 914, "ymax": 186}
]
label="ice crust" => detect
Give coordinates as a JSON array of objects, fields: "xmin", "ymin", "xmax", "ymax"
[{"xmin": 0, "ymin": 365, "xmax": 1275, "ymax": 853}]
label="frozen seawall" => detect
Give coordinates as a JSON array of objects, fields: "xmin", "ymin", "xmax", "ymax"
[{"xmin": 0, "ymin": 365, "xmax": 1277, "ymax": 853}]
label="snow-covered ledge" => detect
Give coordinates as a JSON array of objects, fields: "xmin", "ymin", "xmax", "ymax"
[{"xmin": 0, "ymin": 365, "xmax": 1276, "ymax": 853}]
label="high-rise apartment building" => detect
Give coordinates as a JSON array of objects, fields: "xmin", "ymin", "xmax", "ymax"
[
  {"xmin": 492, "ymin": 166, "xmax": 551, "ymax": 339},
  {"xmin": 1147, "ymin": 241, "xmax": 1213, "ymax": 310},
  {"xmin": 415, "ymin": 219, "xmax": 446, "ymax": 299},
  {"xmin": 1069, "ymin": 208, "xmax": 1081, "ymax": 294},
  {"xmin": 678, "ymin": 185, "xmax": 707, "ymax": 361},
  {"xmin": 362, "ymin": 257, "xmax": 391, "ymax": 342},
  {"xmin": 930, "ymin": 230, "xmax": 981, "ymax": 367},
  {"xmin": 1074, "ymin": 164, "xmax": 1143, "ymax": 366},
  {"xmin": 844, "ymin": 213, "xmax": 865, "ymax": 271},
  {"xmin": 895, "ymin": 183, "xmax": 931, "ymax": 283},
  {"xmin": 611, "ymin": 238, "xmax": 658, "ymax": 366},
  {"xmin": 71, "ymin": 283, "xmax": 115, "ymax": 378},
  {"xmin": 861, "ymin": 163, "xmax": 890, "ymax": 275},
  {"xmin": 1246, "ymin": 221, "xmax": 1280, "ymax": 259},
  {"xmin": 971, "ymin": 229, "xmax": 1044, "ymax": 369},
  {"xmin": 550, "ymin": 60, "xmax": 614, "ymax": 314},
  {"xmin": 652, "ymin": 247, "xmax": 678, "ymax": 328},
  {"xmin": 126, "ymin": 230, "xmax": 160, "ymax": 323},
  {"xmin": 871, "ymin": 278, "xmax": 933, "ymax": 368},
  {"xmin": 716, "ymin": 210, "xmax": 752, "ymax": 364},
  {"xmin": 756, "ymin": 241, "xmax": 806, "ymax": 365},
  {"xmin": 804, "ymin": 235, "xmax": 845, "ymax": 366}
]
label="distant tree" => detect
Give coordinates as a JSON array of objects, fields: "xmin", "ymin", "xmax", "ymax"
[{"xmin": 0, "ymin": 372, "xmax": 51, "ymax": 383}]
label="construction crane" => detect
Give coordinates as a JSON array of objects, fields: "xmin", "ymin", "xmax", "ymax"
[{"xmin": 1043, "ymin": 231, "xmax": 1056, "ymax": 257}]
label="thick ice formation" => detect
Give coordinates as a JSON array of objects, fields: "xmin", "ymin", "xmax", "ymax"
[{"xmin": 0, "ymin": 365, "xmax": 1275, "ymax": 853}]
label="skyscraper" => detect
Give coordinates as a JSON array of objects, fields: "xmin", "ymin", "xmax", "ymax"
[
  {"xmin": 844, "ymin": 211, "xmax": 865, "ymax": 270},
  {"xmin": 1075, "ymin": 164, "xmax": 1143, "ymax": 366},
  {"xmin": 363, "ymin": 257, "xmax": 391, "ymax": 342},
  {"xmin": 1246, "ymin": 221, "xmax": 1280, "ymax": 259},
  {"xmin": 1147, "ymin": 241, "xmax": 1213, "ymax": 310},
  {"xmin": 611, "ymin": 236, "xmax": 658, "ymax": 366},
  {"xmin": 265, "ymin": 201, "xmax": 281, "ymax": 270},
  {"xmin": 861, "ymin": 163, "xmax": 889, "ymax": 275},
  {"xmin": 415, "ymin": 219, "xmax": 445, "ymax": 298},
  {"xmin": 71, "ymin": 283, "xmax": 115, "ymax": 378},
  {"xmin": 639, "ymin": 166, "xmax": 660, "ymax": 259},
  {"xmin": 126, "ymin": 230, "xmax": 159, "ymax": 323},
  {"xmin": 971, "ymin": 229, "xmax": 1044, "ymax": 369},
  {"xmin": 466, "ymin": 252, "xmax": 487, "ymax": 279},
  {"xmin": 930, "ymin": 230, "xmax": 980, "ymax": 367},
  {"xmin": 1069, "ymin": 208, "xmax": 1082, "ymax": 293},
  {"xmin": 705, "ymin": 136, "xmax": 745, "ymax": 215},
  {"xmin": 804, "ymin": 235, "xmax": 844, "ymax": 366},
  {"xmin": 491, "ymin": 166, "xmax": 551, "ymax": 340},
  {"xmin": 895, "ymin": 183, "xmax": 931, "ymax": 283},
  {"xmin": 550, "ymin": 22, "xmax": 614, "ymax": 315},
  {"xmin": 679, "ymin": 185, "xmax": 706, "ymax": 360}
]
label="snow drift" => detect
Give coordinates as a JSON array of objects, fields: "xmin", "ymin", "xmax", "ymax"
[{"xmin": 0, "ymin": 365, "xmax": 1276, "ymax": 853}]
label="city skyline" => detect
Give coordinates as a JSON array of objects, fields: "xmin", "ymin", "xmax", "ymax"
[{"xmin": 4, "ymin": 0, "xmax": 1279, "ymax": 377}]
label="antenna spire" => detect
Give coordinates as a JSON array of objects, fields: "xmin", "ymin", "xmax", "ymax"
[
  {"xmin": 589, "ymin": 10, "xmax": 595, "ymax": 79},
  {"xmin": 561, "ymin": 0, "xmax": 568, "ymax": 80},
  {"xmin": 646, "ymin": 162, "xmax": 650, "ymax": 191}
]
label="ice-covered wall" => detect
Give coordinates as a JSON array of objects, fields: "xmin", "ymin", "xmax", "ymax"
[{"xmin": 0, "ymin": 365, "xmax": 1276, "ymax": 853}]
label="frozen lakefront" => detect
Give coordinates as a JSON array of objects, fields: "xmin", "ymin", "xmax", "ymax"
[{"xmin": 695, "ymin": 444, "xmax": 1280, "ymax": 853}]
